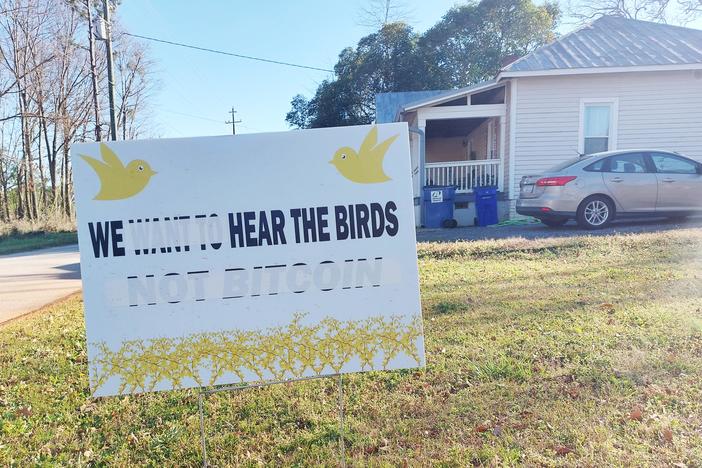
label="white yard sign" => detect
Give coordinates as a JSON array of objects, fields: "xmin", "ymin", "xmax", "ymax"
[{"xmin": 72, "ymin": 123, "xmax": 424, "ymax": 397}]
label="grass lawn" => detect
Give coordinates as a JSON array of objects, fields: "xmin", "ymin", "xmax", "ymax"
[
  {"xmin": 2, "ymin": 229, "xmax": 702, "ymax": 466},
  {"xmin": 0, "ymin": 231, "xmax": 77, "ymax": 256}
]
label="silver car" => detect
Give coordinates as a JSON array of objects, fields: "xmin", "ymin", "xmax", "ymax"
[{"xmin": 517, "ymin": 150, "xmax": 702, "ymax": 229}]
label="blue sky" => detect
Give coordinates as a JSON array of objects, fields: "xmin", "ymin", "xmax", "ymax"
[
  {"xmin": 119, "ymin": 1, "xmax": 702, "ymax": 138},
  {"xmin": 119, "ymin": 0, "xmax": 460, "ymax": 137}
]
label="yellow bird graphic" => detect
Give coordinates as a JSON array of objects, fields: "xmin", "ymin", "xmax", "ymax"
[
  {"xmin": 330, "ymin": 126, "xmax": 398, "ymax": 183},
  {"xmin": 80, "ymin": 143, "xmax": 156, "ymax": 200}
]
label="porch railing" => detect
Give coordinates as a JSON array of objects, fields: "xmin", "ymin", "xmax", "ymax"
[{"xmin": 425, "ymin": 159, "xmax": 502, "ymax": 193}]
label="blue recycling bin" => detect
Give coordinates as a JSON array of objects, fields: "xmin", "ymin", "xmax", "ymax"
[
  {"xmin": 474, "ymin": 185, "xmax": 498, "ymax": 226},
  {"xmin": 423, "ymin": 185, "xmax": 456, "ymax": 228}
]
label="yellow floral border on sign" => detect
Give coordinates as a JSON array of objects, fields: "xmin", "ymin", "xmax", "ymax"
[{"xmin": 89, "ymin": 314, "xmax": 423, "ymax": 394}]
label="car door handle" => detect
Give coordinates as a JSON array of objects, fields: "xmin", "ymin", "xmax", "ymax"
[
  {"xmin": 662, "ymin": 178, "xmax": 675, "ymax": 183},
  {"xmin": 610, "ymin": 177, "xmax": 623, "ymax": 183}
]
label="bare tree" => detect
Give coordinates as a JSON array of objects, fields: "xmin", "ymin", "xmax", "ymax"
[
  {"xmin": 0, "ymin": 0, "xmax": 155, "ymax": 223},
  {"xmin": 679, "ymin": 0, "xmax": 702, "ymax": 20},
  {"xmin": 357, "ymin": 0, "xmax": 414, "ymax": 28},
  {"xmin": 113, "ymin": 34, "xmax": 156, "ymax": 140},
  {"xmin": 0, "ymin": 0, "xmax": 52, "ymax": 219},
  {"xmin": 570, "ymin": 0, "xmax": 701, "ymax": 23}
]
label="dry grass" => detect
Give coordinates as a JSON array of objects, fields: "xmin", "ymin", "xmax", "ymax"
[
  {"xmin": 1, "ymin": 228, "xmax": 701, "ymax": 466},
  {"xmin": 0, "ymin": 214, "xmax": 76, "ymax": 255},
  {"xmin": 0, "ymin": 213, "xmax": 75, "ymax": 237}
]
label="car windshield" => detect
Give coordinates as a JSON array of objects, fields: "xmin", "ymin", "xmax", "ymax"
[{"xmin": 549, "ymin": 155, "xmax": 593, "ymax": 172}]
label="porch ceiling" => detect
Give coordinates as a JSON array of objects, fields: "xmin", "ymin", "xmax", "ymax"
[{"xmin": 426, "ymin": 117, "xmax": 485, "ymax": 138}]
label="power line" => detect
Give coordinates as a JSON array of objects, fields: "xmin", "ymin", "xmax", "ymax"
[
  {"xmin": 156, "ymin": 107, "xmax": 265, "ymax": 134},
  {"xmin": 158, "ymin": 108, "xmax": 222, "ymax": 123},
  {"xmin": 123, "ymin": 32, "xmax": 334, "ymax": 73}
]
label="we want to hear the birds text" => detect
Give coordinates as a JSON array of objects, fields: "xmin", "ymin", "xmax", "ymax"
[{"xmin": 85, "ymin": 200, "xmax": 400, "ymax": 260}]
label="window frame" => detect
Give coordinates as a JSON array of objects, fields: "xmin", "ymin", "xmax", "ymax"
[{"xmin": 578, "ymin": 98, "xmax": 619, "ymax": 155}]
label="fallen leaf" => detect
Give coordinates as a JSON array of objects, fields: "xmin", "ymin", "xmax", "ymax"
[
  {"xmin": 555, "ymin": 445, "xmax": 573, "ymax": 456},
  {"xmin": 364, "ymin": 445, "xmax": 379, "ymax": 455},
  {"xmin": 15, "ymin": 406, "xmax": 32, "ymax": 418},
  {"xmin": 475, "ymin": 423, "xmax": 489, "ymax": 433},
  {"xmin": 662, "ymin": 428, "xmax": 673, "ymax": 444},
  {"xmin": 628, "ymin": 406, "xmax": 643, "ymax": 421},
  {"xmin": 566, "ymin": 386, "xmax": 580, "ymax": 399},
  {"xmin": 492, "ymin": 425, "xmax": 502, "ymax": 437},
  {"xmin": 672, "ymin": 463, "xmax": 687, "ymax": 468},
  {"xmin": 128, "ymin": 432, "xmax": 138, "ymax": 446}
]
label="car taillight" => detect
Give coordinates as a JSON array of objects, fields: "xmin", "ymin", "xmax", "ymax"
[{"xmin": 536, "ymin": 176, "xmax": 577, "ymax": 187}]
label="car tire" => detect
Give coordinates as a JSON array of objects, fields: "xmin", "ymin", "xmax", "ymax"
[
  {"xmin": 442, "ymin": 218, "xmax": 458, "ymax": 228},
  {"xmin": 577, "ymin": 196, "xmax": 615, "ymax": 229},
  {"xmin": 540, "ymin": 218, "xmax": 568, "ymax": 228}
]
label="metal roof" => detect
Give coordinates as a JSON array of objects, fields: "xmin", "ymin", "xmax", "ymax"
[
  {"xmin": 375, "ymin": 90, "xmax": 445, "ymax": 123},
  {"xmin": 503, "ymin": 16, "xmax": 702, "ymax": 73},
  {"xmin": 402, "ymin": 79, "xmax": 500, "ymax": 111},
  {"xmin": 375, "ymin": 79, "xmax": 500, "ymax": 123}
]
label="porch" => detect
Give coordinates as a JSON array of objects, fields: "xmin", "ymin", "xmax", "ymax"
[
  {"xmin": 423, "ymin": 114, "xmax": 504, "ymax": 193},
  {"xmin": 425, "ymin": 159, "xmax": 502, "ymax": 193},
  {"xmin": 411, "ymin": 85, "xmax": 508, "ymax": 225},
  {"xmin": 416, "ymin": 111, "xmax": 507, "ymax": 225},
  {"xmin": 375, "ymin": 80, "xmax": 511, "ymax": 226}
]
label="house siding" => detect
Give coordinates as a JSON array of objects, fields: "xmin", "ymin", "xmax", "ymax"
[{"xmin": 512, "ymin": 69, "xmax": 702, "ymax": 196}]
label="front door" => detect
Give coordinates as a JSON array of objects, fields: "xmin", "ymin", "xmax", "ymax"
[
  {"xmin": 649, "ymin": 152, "xmax": 702, "ymax": 211},
  {"xmin": 602, "ymin": 152, "xmax": 657, "ymax": 212}
]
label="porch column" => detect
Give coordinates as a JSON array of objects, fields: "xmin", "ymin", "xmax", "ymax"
[
  {"xmin": 408, "ymin": 124, "xmax": 427, "ymax": 227},
  {"xmin": 418, "ymin": 124, "xmax": 426, "ymax": 190},
  {"xmin": 499, "ymin": 116, "xmax": 506, "ymax": 192}
]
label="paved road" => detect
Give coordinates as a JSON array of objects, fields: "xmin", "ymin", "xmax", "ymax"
[
  {"xmin": 0, "ymin": 244, "xmax": 81, "ymax": 325},
  {"xmin": 417, "ymin": 216, "xmax": 702, "ymax": 242}
]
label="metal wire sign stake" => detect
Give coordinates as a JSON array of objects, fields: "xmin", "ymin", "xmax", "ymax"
[{"xmin": 197, "ymin": 374, "xmax": 346, "ymax": 467}]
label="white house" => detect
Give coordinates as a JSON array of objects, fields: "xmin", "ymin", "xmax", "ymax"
[{"xmin": 376, "ymin": 16, "xmax": 702, "ymax": 226}]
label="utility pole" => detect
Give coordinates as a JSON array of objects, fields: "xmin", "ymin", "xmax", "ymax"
[
  {"xmin": 86, "ymin": 0, "xmax": 101, "ymax": 141},
  {"xmin": 102, "ymin": 0, "xmax": 117, "ymax": 140},
  {"xmin": 225, "ymin": 107, "xmax": 241, "ymax": 135}
]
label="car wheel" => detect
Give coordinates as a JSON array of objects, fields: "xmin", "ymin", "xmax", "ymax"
[
  {"xmin": 577, "ymin": 196, "xmax": 615, "ymax": 229},
  {"xmin": 541, "ymin": 218, "xmax": 568, "ymax": 228}
]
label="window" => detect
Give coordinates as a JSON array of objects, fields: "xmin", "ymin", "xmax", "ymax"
[
  {"xmin": 584, "ymin": 158, "xmax": 606, "ymax": 172},
  {"xmin": 608, "ymin": 153, "xmax": 648, "ymax": 173},
  {"xmin": 580, "ymin": 99, "xmax": 618, "ymax": 155},
  {"xmin": 650, "ymin": 152, "xmax": 698, "ymax": 174}
]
